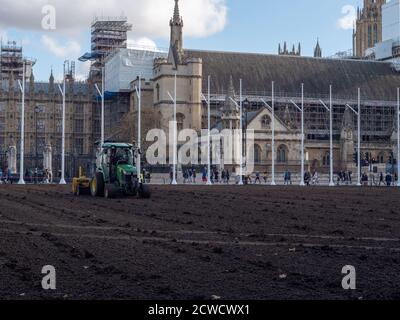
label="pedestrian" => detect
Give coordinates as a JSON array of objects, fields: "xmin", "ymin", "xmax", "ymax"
[
  {"xmin": 362, "ymin": 172, "xmax": 369, "ymax": 186},
  {"xmin": 214, "ymin": 169, "xmax": 219, "ymax": 184},
  {"xmin": 304, "ymin": 171, "xmax": 311, "ymax": 186},
  {"xmin": 192, "ymin": 169, "xmax": 197, "ymax": 184},
  {"xmin": 226, "ymin": 170, "xmax": 230, "ymax": 185},
  {"xmin": 284, "ymin": 170, "xmax": 290, "ymax": 186},
  {"xmin": 385, "ymin": 173, "xmax": 392, "ymax": 187},
  {"xmin": 221, "ymin": 170, "xmax": 226, "ymax": 184},
  {"xmin": 379, "ymin": 172, "xmax": 384, "ymax": 186},
  {"xmin": 255, "ymin": 171, "xmax": 261, "ymax": 184},
  {"xmin": 169, "ymin": 168, "xmax": 174, "ymax": 184},
  {"xmin": 263, "ymin": 172, "xmax": 268, "ymax": 184},
  {"xmin": 189, "ymin": 169, "xmax": 193, "ymax": 183},
  {"xmin": 202, "ymin": 167, "xmax": 207, "ymax": 183},
  {"xmin": 312, "ymin": 171, "xmax": 319, "ymax": 185}
]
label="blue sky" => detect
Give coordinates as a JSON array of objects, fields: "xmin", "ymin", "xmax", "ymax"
[{"xmin": 0, "ymin": 0, "xmax": 364, "ymax": 82}]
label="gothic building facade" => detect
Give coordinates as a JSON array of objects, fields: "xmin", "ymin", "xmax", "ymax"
[
  {"xmin": 354, "ymin": 0, "xmax": 386, "ymax": 58},
  {"xmin": 123, "ymin": 0, "xmax": 400, "ymax": 175},
  {"xmin": 0, "ymin": 70, "xmax": 101, "ymax": 178}
]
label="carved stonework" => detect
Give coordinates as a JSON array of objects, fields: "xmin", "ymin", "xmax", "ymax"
[{"xmin": 6, "ymin": 145, "xmax": 17, "ymax": 174}]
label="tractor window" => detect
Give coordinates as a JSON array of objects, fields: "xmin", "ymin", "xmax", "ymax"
[{"xmin": 114, "ymin": 148, "xmax": 133, "ymax": 165}]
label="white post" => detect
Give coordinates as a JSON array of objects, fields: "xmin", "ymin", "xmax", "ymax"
[
  {"xmin": 238, "ymin": 79, "xmax": 244, "ymax": 185},
  {"xmin": 300, "ymin": 83, "xmax": 305, "ymax": 186},
  {"xmin": 101, "ymin": 67, "xmax": 105, "ymax": 146},
  {"xmin": 172, "ymin": 73, "xmax": 178, "ymax": 185},
  {"xmin": 207, "ymin": 75, "xmax": 212, "ymax": 185},
  {"xmin": 137, "ymin": 76, "xmax": 142, "ymax": 183},
  {"xmin": 18, "ymin": 61, "xmax": 26, "ymax": 185},
  {"xmin": 357, "ymin": 88, "xmax": 362, "ymax": 186},
  {"xmin": 59, "ymin": 65, "xmax": 66, "ymax": 185},
  {"xmin": 397, "ymin": 87, "xmax": 400, "ymax": 187},
  {"xmin": 271, "ymin": 81, "xmax": 276, "ymax": 186},
  {"xmin": 329, "ymin": 85, "xmax": 334, "ymax": 187}
]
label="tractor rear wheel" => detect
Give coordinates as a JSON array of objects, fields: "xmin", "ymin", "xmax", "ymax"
[
  {"xmin": 138, "ymin": 184, "xmax": 151, "ymax": 199},
  {"xmin": 104, "ymin": 184, "xmax": 119, "ymax": 199},
  {"xmin": 90, "ymin": 172, "xmax": 105, "ymax": 197}
]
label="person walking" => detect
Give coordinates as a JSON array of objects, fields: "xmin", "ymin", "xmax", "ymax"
[
  {"xmin": 263, "ymin": 172, "xmax": 268, "ymax": 184},
  {"xmin": 192, "ymin": 168, "xmax": 197, "ymax": 184},
  {"xmin": 284, "ymin": 170, "xmax": 289, "ymax": 186},
  {"xmin": 385, "ymin": 172, "xmax": 392, "ymax": 187},
  {"xmin": 202, "ymin": 166, "xmax": 207, "ymax": 183},
  {"xmin": 312, "ymin": 171, "xmax": 319, "ymax": 185},
  {"xmin": 255, "ymin": 171, "xmax": 261, "ymax": 184},
  {"xmin": 169, "ymin": 168, "xmax": 174, "ymax": 185},
  {"xmin": 226, "ymin": 170, "xmax": 230, "ymax": 185},
  {"xmin": 379, "ymin": 172, "xmax": 384, "ymax": 187},
  {"xmin": 221, "ymin": 170, "xmax": 226, "ymax": 184}
]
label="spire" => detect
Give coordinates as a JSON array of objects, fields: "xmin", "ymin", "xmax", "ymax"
[
  {"xmin": 278, "ymin": 43, "xmax": 281, "ymax": 54},
  {"xmin": 223, "ymin": 75, "xmax": 239, "ymax": 115},
  {"xmin": 314, "ymin": 38, "xmax": 322, "ymax": 58},
  {"xmin": 49, "ymin": 67, "xmax": 54, "ymax": 83},
  {"xmin": 168, "ymin": 0, "xmax": 184, "ymax": 67},
  {"xmin": 173, "ymin": 0, "xmax": 181, "ymax": 23}
]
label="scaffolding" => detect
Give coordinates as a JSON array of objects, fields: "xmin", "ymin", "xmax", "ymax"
[
  {"xmin": 202, "ymin": 90, "xmax": 397, "ymax": 143},
  {"xmin": 81, "ymin": 16, "xmax": 132, "ymax": 79},
  {"xmin": 0, "ymin": 40, "xmax": 36, "ymax": 81}
]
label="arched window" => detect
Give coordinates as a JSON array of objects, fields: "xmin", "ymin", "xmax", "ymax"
[
  {"xmin": 254, "ymin": 144, "xmax": 262, "ymax": 164},
  {"xmin": 277, "ymin": 145, "xmax": 288, "ymax": 163},
  {"xmin": 177, "ymin": 113, "xmax": 185, "ymax": 132},
  {"xmin": 261, "ymin": 115, "xmax": 271, "ymax": 129},
  {"xmin": 377, "ymin": 152, "xmax": 385, "ymax": 164},
  {"xmin": 323, "ymin": 152, "xmax": 330, "ymax": 166}
]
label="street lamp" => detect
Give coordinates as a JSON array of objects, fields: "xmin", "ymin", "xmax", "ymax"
[
  {"xmin": 17, "ymin": 61, "xmax": 26, "ymax": 185},
  {"xmin": 345, "ymin": 88, "xmax": 362, "ymax": 187},
  {"xmin": 290, "ymin": 83, "xmax": 305, "ymax": 186},
  {"xmin": 167, "ymin": 73, "xmax": 178, "ymax": 185},
  {"xmin": 228, "ymin": 79, "xmax": 244, "ymax": 185},
  {"xmin": 319, "ymin": 85, "xmax": 335, "ymax": 187},
  {"xmin": 200, "ymin": 76, "xmax": 212, "ymax": 185},
  {"xmin": 57, "ymin": 61, "xmax": 67, "ymax": 185}
]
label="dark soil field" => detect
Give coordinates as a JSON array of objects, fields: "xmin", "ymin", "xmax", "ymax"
[{"xmin": 1, "ymin": 184, "xmax": 400, "ymax": 300}]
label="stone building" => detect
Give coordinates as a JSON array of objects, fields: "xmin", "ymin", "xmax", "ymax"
[
  {"xmin": 0, "ymin": 69, "xmax": 100, "ymax": 178},
  {"xmin": 354, "ymin": 0, "xmax": 386, "ymax": 58},
  {"xmin": 123, "ymin": 0, "xmax": 400, "ymax": 175}
]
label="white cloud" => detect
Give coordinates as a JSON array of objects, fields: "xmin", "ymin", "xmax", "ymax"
[
  {"xmin": 127, "ymin": 37, "xmax": 158, "ymax": 50},
  {"xmin": 337, "ymin": 5, "xmax": 356, "ymax": 30},
  {"xmin": 41, "ymin": 35, "xmax": 81, "ymax": 58},
  {"xmin": 0, "ymin": 0, "xmax": 227, "ymax": 39}
]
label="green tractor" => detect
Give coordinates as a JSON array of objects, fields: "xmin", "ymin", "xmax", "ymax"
[{"xmin": 90, "ymin": 142, "xmax": 151, "ymax": 199}]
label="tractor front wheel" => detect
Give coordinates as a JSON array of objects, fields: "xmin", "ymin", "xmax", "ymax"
[
  {"xmin": 138, "ymin": 184, "xmax": 151, "ymax": 199},
  {"xmin": 90, "ymin": 172, "xmax": 105, "ymax": 197},
  {"xmin": 104, "ymin": 184, "xmax": 119, "ymax": 199}
]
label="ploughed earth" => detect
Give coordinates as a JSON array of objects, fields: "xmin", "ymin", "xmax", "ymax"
[{"xmin": 0, "ymin": 184, "xmax": 400, "ymax": 300}]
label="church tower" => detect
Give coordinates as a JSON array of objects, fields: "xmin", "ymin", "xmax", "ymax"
[
  {"xmin": 354, "ymin": 0, "xmax": 386, "ymax": 58},
  {"xmin": 153, "ymin": 0, "xmax": 203, "ymax": 138}
]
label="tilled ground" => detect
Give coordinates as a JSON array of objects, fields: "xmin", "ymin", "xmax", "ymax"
[{"xmin": 0, "ymin": 184, "xmax": 400, "ymax": 300}]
